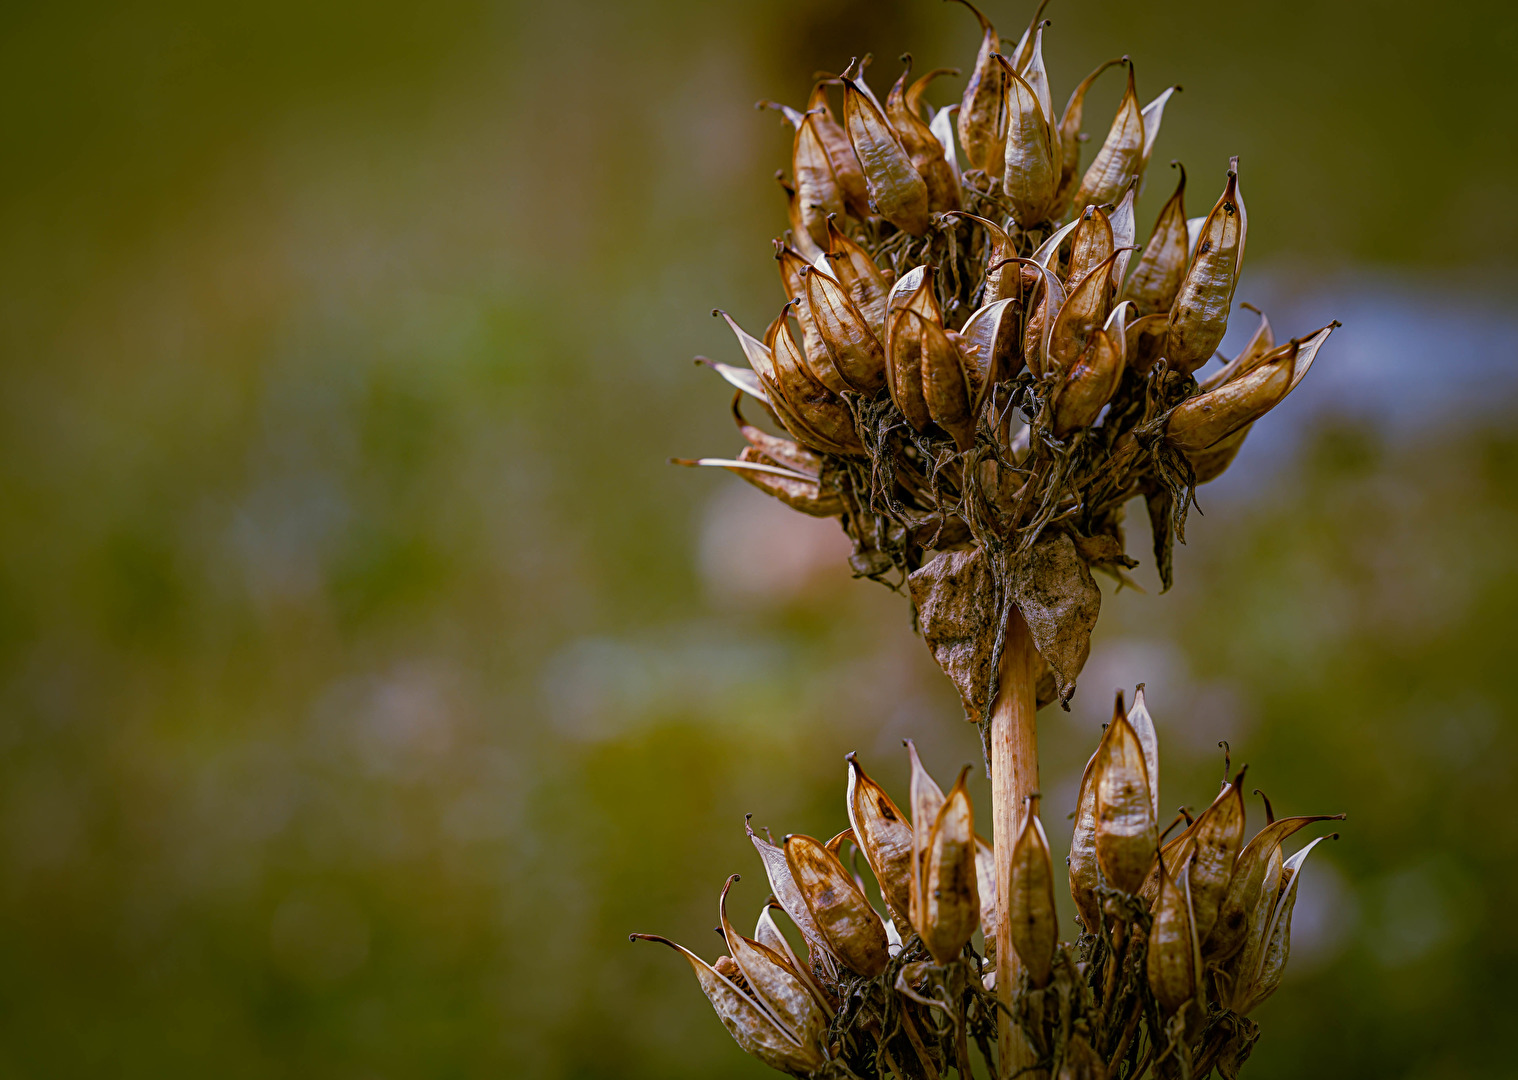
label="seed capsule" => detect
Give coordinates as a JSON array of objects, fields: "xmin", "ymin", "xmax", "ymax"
[
  {"xmin": 905, "ymin": 738, "xmax": 946, "ymax": 934},
  {"xmin": 1068, "ymin": 733, "xmax": 1102, "ymax": 933},
  {"xmin": 747, "ymin": 817, "xmax": 836, "ymax": 972},
  {"xmin": 920, "ymin": 766, "xmax": 980, "ymax": 964},
  {"xmin": 1146, "ymin": 853, "xmax": 1200, "ymax": 1016},
  {"xmin": 1185, "ymin": 770, "xmax": 1247, "ymax": 946},
  {"xmin": 845, "ymin": 753, "xmax": 916, "ymax": 930},
  {"xmin": 1055, "ymin": 58, "xmax": 1124, "ymax": 212},
  {"xmin": 1093, "ymin": 709, "xmax": 1158, "ymax": 895},
  {"xmin": 949, "ymin": 0, "xmax": 1008, "ymax": 179},
  {"xmin": 630, "ymin": 933, "xmax": 827, "ymax": 1075},
  {"xmin": 1165, "ymin": 337, "xmax": 1295, "ymax": 454},
  {"xmin": 1167, "ymin": 161, "xmax": 1247, "ymax": 373},
  {"xmin": 1008, "ymin": 807, "xmax": 1058, "ymax": 987},
  {"xmin": 887, "ymin": 59, "xmax": 962, "ymax": 213},
  {"xmin": 805, "ymin": 81, "xmax": 872, "ymax": 221},
  {"xmin": 754, "ymin": 901, "xmax": 833, "ymax": 1012},
  {"xmin": 957, "ymin": 295, "xmax": 1021, "ymax": 393},
  {"xmin": 785, "ymin": 833, "xmax": 891, "ymax": 977},
  {"xmin": 1207, "ymin": 812, "xmax": 1345, "ymax": 962},
  {"xmin": 907, "ymin": 309, "xmax": 976, "ymax": 451},
  {"xmin": 774, "ymin": 243, "xmax": 847, "ymax": 394},
  {"xmin": 1067, "ymin": 205, "xmax": 1115, "ymax": 292},
  {"xmin": 1053, "ymin": 301, "xmax": 1130, "ymax": 437},
  {"xmin": 718, "ymin": 875, "xmax": 831, "ymax": 1052},
  {"xmin": 995, "ymin": 56, "xmax": 1059, "ymax": 227},
  {"xmin": 841, "ymin": 63, "xmax": 931, "ymax": 235},
  {"xmin": 823, "ymin": 217, "xmax": 891, "ymax": 339},
  {"xmin": 1122, "ymin": 164, "xmax": 1188, "ymax": 316},
  {"xmin": 1072, "ymin": 61, "xmax": 1144, "ymax": 212},
  {"xmin": 1047, "ymin": 250, "xmax": 1125, "ymax": 376},
  {"xmin": 802, "ymin": 264, "xmax": 886, "ymax": 394},
  {"xmin": 1235, "ymin": 835, "xmax": 1336, "ymax": 1013},
  {"xmin": 885, "ymin": 267, "xmax": 941, "ymax": 432}
]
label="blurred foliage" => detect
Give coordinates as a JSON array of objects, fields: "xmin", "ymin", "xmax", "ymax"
[{"xmin": 0, "ymin": 0, "xmax": 1513, "ymax": 1077}]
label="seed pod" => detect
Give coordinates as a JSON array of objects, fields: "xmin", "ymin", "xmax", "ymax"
[
  {"xmin": 887, "ymin": 59, "xmax": 962, "ymax": 213},
  {"xmin": 885, "ymin": 268, "xmax": 941, "ymax": 431},
  {"xmin": 905, "ymin": 738, "xmax": 946, "ymax": 934},
  {"xmin": 1187, "ymin": 423, "xmax": 1250, "ymax": 484},
  {"xmin": 1146, "ymin": 853, "xmax": 1201, "ymax": 1016},
  {"xmin": 1055, "ymin": 58, "xmax": 1124, "ymax": 211},
  {"xmin": 841, "ymin": 64, "xmax": 931, "ymax": 235},
  {"xmin": 674, "ymin": 451, "xmax": 843, "ymax": 517},
  {"xmin": 823, "ymin": 217, "xmax": 891, "ymax": 339},
  {"xmin": 1168, "ymin": 161, "xmax": 1247, "ymax": 373},
  {"xmin": 1068, "ymin": 732, "xmax": 1102, "ymax": 932},
  {"xmin": 1186, "ymin": 770, "xmax": 1247, "ymax": 946},
  {"xmin": 974, "ymin": 834, "xmax": 998, "ymax": 961},
  {"xmin": 1008, "ymin": 807, "xmax": 1058, "ymax": 987},
  {"xmin": 1225, "ymin": 839, "xmax": 1281, "ymax": 1011},
  {"xmin": 1094, "ymin": 710, "xmax": 1158, "ymax": 895},
  {"xmin": 785, "ymin": 833, "xmax": 891, "ymax": 977},
  {"xmin": 950, "ymin": 0, "xmax": 1007, "ymax": 179},
  {"xmin": 747, "ymin": 817, "xmax": 836, "ymax": 969},
  {"xmin": 755, "ymin": 901, "xmax": 833, "ymax": 1013},
  {"xmin": 1236, "ymin": 835, "xmax": 1336, "ymax": 1014},
  {"xmin": 1165, "ymin": 339, "xmax": 1295, "ymax": 454},
  {"xmin": 716, "ymin": 308, "xmax": 842, "ymax": 455},
  {"xmin": 802, "ymin": 264, "xmax": 886, "ymax": 394},
  {"xmin": 958, "ymin": 296, "xmax": 1021, "ymax": 395},
  {"xmin": 763, "ymin": 305, "xmax": 866, "ymax": 455},
  {"xmin": 1047, "ymin": 250, "xmax": 1124, "ymax": 376},
  {"xmin": 775, "ymin": 243, "xmax": 847, "ymax": 394},
  {"xmin": 921, "ymin": 766, "xmax": 980, "ymax": 964},
  {"xmin": 995, "ymin": 56, "xmax": 1059, "ymax": 227},
  {"xmin": 805, "ymin": 81, "xmax": 872, "ymax": 221},
  {"xmin": 1199, "ymin": 305, "xmax": 1273, "ymax": 391},
  {"xmin": 1140, "ymin": 86, "xmax": 1180, "ymax": 178},
  {"xmin": 1053, "ymin": 301, "xmax": 1130, "ymax": 436},
  {"xmin": 794, "ymin": 114, "xmax": 849, "ymax": 253},
  {"xmin": 1126, "ymin": 686, "xmax": 1160, "ymax": 817},
  {"xmin": 1012, "ymin": 257, "xmax": 1067, "ymax": 379},
  {"xmin": 1018, "ymin": 23, "xmax": 1055, "ymax": 146},
  {"xmin": 718, "ymin": 875, "xmax": 830, "ymax": 1052},
  {"xmin": 1123, "ymin": 165, "xmax": 1188, "ymax": 316},
  {"xmin": 732, "ymin": 394, "xmax": 823, "ymax": 475},
  {"xmin": 1067, "ymin": 205, "xmax": 1115, "ymax": 292},
  {"xmin": 942, "ymin": 211, "xmax": 1015, "ymax": 304},
  {"xmin": 630, "ymin": 933, "xmax": 827, "ymax": 1074},
  {"xmin": 1207, "ymin": 812, "xmax": 1345, "ymax": 962},
  {"xmin": 1123, "ymin": 312, "xmax": 1169, "ymax": 374},
  {"xmin": 1072, "ymin": 61, "xmax": 1144, "ymax": 212},
  {"xmin": 907, "ymin": 309, "xmax": 976, "ymax": 451},
  {"xmin": 845, "ymin": 753, "xmax": 916, "ymax": 930},
  {"xmin": 1109, "ymin": 183, "xmax": 1139, "ymax": 287}
]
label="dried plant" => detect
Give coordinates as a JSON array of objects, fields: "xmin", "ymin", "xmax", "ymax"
[{"xmin": 644, "ymin": 3, "xmax": 1346, "ymax": 1076}]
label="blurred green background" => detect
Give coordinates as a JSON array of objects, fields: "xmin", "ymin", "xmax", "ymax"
[{"xmin": 1, "ymin": 0, "xmax": 1515, "ymax": 1076}]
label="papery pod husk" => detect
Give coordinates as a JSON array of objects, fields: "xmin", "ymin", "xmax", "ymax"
[
  {"xmin": 1185, "ymin": 770, "xmax": 1247, "ymax": 946},
  {"xmin": 725, "ymin": 447, "xmax": 845, "ymax": 517},
  {"xmin": 755, "ymin": 901, "xmax": 834, "ymax": 1013},
  {"xmin": 1013, "ymin": 256, "xmax": 1068, "ymax": 379},
  {"xmin": 1200, "ymin": 306, "xmax": 1273, "ymax": 392},
  {"xmin": 1123, "ymin": 164, "xmax": 1188, "ymax": 316},
  {"xmin": 885, "ymin": 266, "xmax": 941, "ymax": 431},
  {"xmin": 802, "ymin": 263, "xmax": 887, "ymax": 395},
  {"xmin": 1109, "ymin": 183, "xmax": 1139, "ymax": 286},
  {"xmin": 841, "ymin": 66, "xmax": 931, "ymax": 235},
  {"xmin": 747, "ymin": 818, "xmax": 837, "ymax": 973},
  {"xmin": 1008, "ymin": 807, "xmax": 1058, "ymax": 987},
  {"xmin": 996, "ymin": 56, "xmax": 1059, "ymax": 227},
  {"xmin": 1238, "ymin": 835, "xmax": 1334, "ymax": 1013},
  {"xmin": 764, "ymin": 304, "xmax": 867, "ymax": 455},
  {"xmin": 950, "ymin": 0, "xmax": 1007, "ymax": 179},
  {"xmin": 824, "ymin": 216, "xmax": 891, "ymax": 339},
  {"xmin": 1093, "ymin": 711, "xmax": 1157, "ymax": 894},
  {"xmin": 911, "ymin": 308, "xmax": 977, "ymax": 451},
  {"xmin": 1068, "ymin": 728, "xmax": 1103, "ymax": 933},
  {"xmin": 775, "ymin": 172, "xmax": 825, "ymax": 264},
  {"xmin": 1146, "ymin": 853, "xmax": 1201, "ymax": 1017},
  {"xmin": 1140, "ymin": 812, "xmax": 1197, "ymax": 910},
  {"xmin": 958, "ymin": 296, "xmax": 1021, "ymax": 397},
  {"xmin": 698, "ymin": 355, "xmax": 769, "ymax": 403},
  {"xmin": 1139, "ymin": 85, "xmax": 1180, "ymax": 178},
  {"xmin": 1018, "ymin": 23, "xmax": 1055, "ymax": 134},
  {"xmin": 1054, "ymin": 58, "xmax": 1124, "ymax": 213},
  {"xmin": 1188, "ymin": 423, "xmax": 1250, "ymax": 485},
  {"xmin": 974, "ymin": 834, "xmax": 998, "ymax": 961},
  {"xmin": 716, "ymin": 308, "xmax": 849, "ymax": 456},
  {"xmin": 718, "ymin": 875, "xmax": 831, "ymax": 1053},
  {"xmin": 629, "ymin": 934, "xmax": 826, "ymax": 1075},
  {"xmin": 1012, "ymin": 528, "xmax": 1101, "ymax": 705},
  {"xmin": 846, "ymin": 752, "xmax": 916, "ymax": 930},
  {"xmin": 1067, "ymin": 204, "xmax": 1115, "ymax": 292},
  {"xmin": 1223, "ymin": 840, "xmax": 1281, "ymax": 1011},
  {"xmin": 1052, "ymin": 302, "xmax": 1129, "ymax": 437},
  {"xmin": 1125, "ymin": 685, "xmax": 1160, "ymax": 817},
  {"xmin": 732, "ymin": 394, "xmax": 824, "ymax": 476},
  {"xmin": 1123, "ymin": 312, "xmax": 1169, "ymax": 374},
  {"xmin": 1072, "ymin": 61, "xmax": 1144, "ymax": 212},
  {"xmin": 905, "ymin": 738, "xmax": 946, "ymax": 935},
  {"xmin": 1207, "ymin": 814, "xmax": 1344, "ymax": 962},
  {"xmin": 1167, "ymin": 162, "xmax": 1247, "ymax": 373},
  {"xmin": 1058, "ymin": 1031, "xmax": 1108, "ymax": 1080},
  {"xmin": 921, "ymin": 767, "xmax": 980, "ymax": 964},
  {"xmin": 785, "ymin": 833, "xmax": 891, "ymax": 977},
  {"xmin": 887, "ymin": 60, "xmax": 962, "ymax": 213},
  {"xmin": 792, "ymin": 112, "xmax": 848, "ymax": 253},
  {"xmin": 775, "ymin": 243, "xmax": 848, "ymax": 395},
  {"xmin": 944, "ymin": 211, "xmax": 1015, "ymax": 304},
  {"xmin": 1047, "ymin": 250, "xmax": 1124, "ymax": 377},
  {"xmin": 1166, "ymin": 342, "xmax": 1294, "ymax": 454},
  {"xmin": 806, "ymin": 80, "xmax": 872, "ymax": 221}
]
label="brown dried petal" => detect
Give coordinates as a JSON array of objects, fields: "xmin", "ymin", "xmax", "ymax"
[
  {"xmin": 921, "ymin": 767, "xmax": 980, "ymax": 964},
  {"xmin": 785, "ymin": 833, "xmax": 891, "ymax": 977}
]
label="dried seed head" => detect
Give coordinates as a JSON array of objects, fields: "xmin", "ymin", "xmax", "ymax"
[{"xmin": 1232, "ymin": 834, "xmax": 1337, "ymax": 1014}]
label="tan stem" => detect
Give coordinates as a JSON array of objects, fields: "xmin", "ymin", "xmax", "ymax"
[{"xmin": 992, "ymin": 606, "xmax": 1040, "ymax": 1079}]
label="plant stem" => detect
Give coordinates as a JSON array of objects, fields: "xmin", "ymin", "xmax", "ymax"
[{"xmin": 991, "ymin": 606, "xmax": 1040, "ymax": 1079}]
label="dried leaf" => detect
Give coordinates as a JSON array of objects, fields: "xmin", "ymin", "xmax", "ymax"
[
  {"xmin": 908, "ymin": 546, "xmax": 998, "ymax": 722},
  {"xmin": 1012, "ymin": 529, "xmax": 1101, "ymax": 705}
]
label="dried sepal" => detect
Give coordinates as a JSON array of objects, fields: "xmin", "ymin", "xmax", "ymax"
[
  {"xmin": 920, "ymin": 766, "xmax": 980, "ymax": 964},
  {"xmin": 1093, "ymin": 709, "xmax": 1158, "ymax": 894},
  {"xmin": 1167, "ymin": 160, "xmax": 1247, "ymax": 373},
  {"xmin": 802, "ymin": 263, "xmax": 887, "ymax": 394},
  {"xmin": 950, "ymin": 0, "xmax": 1007, "ymax": 179},
  {"xmin": 1146, "ymin": 852, "xmax": 1201, "ymax": 1016},
  {"xmin": 1185, "ymin": 769, "xmax": 1247, "ymax": 946},
  {"xmin": 785, "ymin": 833, "xmax": 891, "ymax": 977},
  {"xmin": 1122, "ymin": 164, "xmax": 1188, "ymax": 316},
  {"xmin": 629, "ymin": 933, "xmax": 826, "ymax": 1075},
  {"xmin": 887, "ymin": 59, "xmax": 962, "ymax": 213},
  {"xmin": 845, "ymin": 752, "xmax": 916, "ymax": 930},
  {"xmin": 995, "ymin": 56, "xmax": 1059, "ymax": 227},
  {"xmin": 1008, "ymin": 806, "xmax": 1058, "ymax": 987},
  {"xmin": 841, "ymin": 62, "xmax": 931, "ymax": 235},
  {"xmin": 1072, "ymin": 60, "xmax": 1144, "ymax": 212},
  {"xmin": 718, "ymin": 875, "xmax": 831, "ymax": 1053}
]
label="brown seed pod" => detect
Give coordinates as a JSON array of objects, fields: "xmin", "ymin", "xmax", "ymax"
[
  {"xmin": 957, "ymin": 295, "xmax": 1021, "ymax": 397},
  {"xmin": 905, "ymin": 738, "xmax": 946, "ymax": 934},
  {"xmin": 1167, "ymin": 160, "xmax": 1247, "ymax": 373},
  {"xmin": 1122, "ymin": 164, "xmax": 1189, "ymax": 316},
  {"xmin": 1207, "ymin": 812, "xmax": 1346, "ymax": 962},
  {"xmin": 784, "ymin": 833, "xmax": 891, "ymax": 977},
  {"xmin": 1146, "ymin": 852, "xmax": 1201, "ymax": 1016},
  {"xmin": 1185, "ymin": 769, "xmax": 1248, "ymax": 946},
  {"xmin": 1067, "ymin": 204, "xmax": 1115, "ymax": 292},
  {"xmin": 949, "ymin": 0, "xmax": 1008, "ymax": 179},
  {"xmin": 802, "ymin": 263, "xmax": 886, "ymax": 394},
  {"xmin": 823, "ymin": 217, "xmax": 891, "ymax": 339},
  {"xmin": 1234, "ymin": 834, "xmax": 1336, "ymax": 1013},
  {"xmin": 907, "ymin": 308, "xmax": 977, "ymax": 451},
  {"xmin": 974, "ymin": 834, "xmax": 998, "ymax": 961},
  {"xmin": 774, "ymin": 242, "xmax": 847, "ymax": 394},
  {"xmin": 631, "ymin": 932, "xmax": 825, "ymax": 1075},
  {"xmin": 1068, "ymin": 732, "xmax": 1103, "ymax": 933},
  {"xmin": 885, "ymin": 267, "xmax": 941, "ymax": 432},
  {"xmin": 995, "ymin": 55, "xmax": 1059, "ymax": 227},
  {"xmin": 845, "ymin": 752, "xmax": 916, "ymax": 930},
  {"xmin": 840, "ymin": 63, "xmax": 931, "ymax": 235},
  {"xmin": 805, "ymin": 81, "xmax": 872, "ymax": 221},
  {"xmin": 1047, "ymin": 250, "xmax": 1125, "ymax": 376},
  {"xmin": 1093, "ymin": 710, "xmax": 1158, "ymax": 895},
  {"xmin": 1199, "ymin": 305, "xmax": 1274, "ymax": 391},
  {"xmin": 886, "ymin": 59, "xmax": 962, "ymax": 213},
  {"xmin": 1008, "ymin": 805, "xmax": 1058, "ymax": 987},
  {"xmin": 1073, "ymin": 61, "xmax": 1145, "ymax": 211},
  {"xmin": 1165, "ymin": 338, "xmax": 1295, "ymax": 454},
  {"xmin": 672, "ymin": 449, "xmax": 843, "ymax": 517},
  {"xmin": 718, "ymin": 875, "xmax": 831, "ymax": 1052},
  {"xmin": 746, "ymin": 817, "xmax": 836, "ymax": 969},
  {"xmin": 754, "ymin": 901, "xmax": 833, "ymax": 1013},
  {"xmin": 716, "ymin": 307, "xmax": 845, "ymax": 456},
  {"xmin": 763, "ymin": 303, "xmax": 866, "ymax": 455},
  {"xmin": 731, "ymin": 394, "xmax": 823, "ymax": 476},
  {"xmin": 1055, "ymin": 57, "xmax": 1125, "ymax": 213},
  {"xmin": 1052, "ymin": 302, "xmax": 1130, "ymax": 437},
  {"xmin": 921, "ymin": 766, "xmax": 980, "ymax": 964}
]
